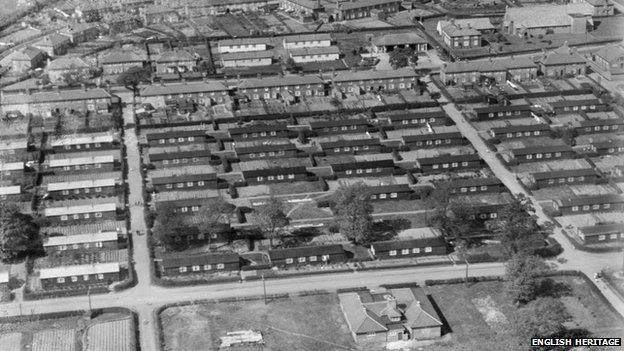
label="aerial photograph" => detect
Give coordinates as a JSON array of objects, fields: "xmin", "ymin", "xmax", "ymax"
[{"xmin": 0, "ymin": 0, "xmax": 623, "ymax": 349}]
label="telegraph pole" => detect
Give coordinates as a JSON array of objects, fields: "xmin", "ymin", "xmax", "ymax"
[{"xmin": 262, "ymin": 275, "xmax": 267, "ymax": 305}]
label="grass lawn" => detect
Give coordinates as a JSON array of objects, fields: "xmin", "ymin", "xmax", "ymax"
[
  {"xmin": 424, "ymin": 277, "xmax": 624, "ymax": 350},
  {"xmin": 160, "ymin": 294, "xmax": 358, "ymax": 351},
  {"xmin": 372, "ymin": 199, "xmax": 428, "ymax": 213}
]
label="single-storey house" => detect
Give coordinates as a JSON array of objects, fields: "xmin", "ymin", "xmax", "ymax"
[
  {"xmin": 43, "ymin": 231, "xmax": 119, "ymax": 254},
  {"xmin": 269, "ymin": 244, "xmax": 347, "ymax": 266},
  {"xmin": 39, "ymin": 262, "xmax": 120, "ymax": 290}
]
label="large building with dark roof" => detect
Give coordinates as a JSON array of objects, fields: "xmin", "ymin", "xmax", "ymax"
[{"xmin": 268, "ymin": 244, "xmax": 347, "ymax": 266}]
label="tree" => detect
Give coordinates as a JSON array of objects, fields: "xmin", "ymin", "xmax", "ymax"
[
  {"xmin": 389, "ymin": 47, "xmax": 418, "ymax": 69},
  {"xmin": 332, "ymin": 182, "xmax": 374, "ymax": 244},
  {"xmin": 0, "ymin": 203, "xmax": 41, "ymax": 262},
  {"xmin": 504, "ymin": 253, "xmax": 549, "ymax": 304},
  {"xmin": 255, "ymin": 197, "xmax": 289, "ymax": 248},
  {"xmin": 198, "ymin": 60, "xmax": 215, "ymax": 75},
  {"xmin": 196, "ymin": 197, "xmax": 236, "ymax": 245},
  {"xmin": 512, "ymin": 297, "xmax": 569, "ymax": 340},
  {"xmin": 60, "ymin": 64, "xmax": 89, "ymax": 87},
  {"xmin": 152, "ymin": 204, "xmax": 187, "ymax": 251},
  {"xmin": 117, "ymin": 66, "xmax": 151, "ymax": 97},
  {"xmin": 493, "ymin": 195, "xmax": 548, "ymax": 259},
  {"xmin": 425, "ymin": 188, "xmax": 478, "ymax": 240},
  {"xmin": 284, "ymin": 57, "xmax": 299, "ymax": 73}
]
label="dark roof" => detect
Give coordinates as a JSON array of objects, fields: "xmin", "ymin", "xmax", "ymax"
[
  {"xmin": 229, "ymin": 123, "xmax": 289, "ymax": 135},
  {"xmin": 511, "ymin": 145, "xmax": 573, "ymax": 156},
  {"xmin": 152, "ymin": 173, "xmax": 217, "ymax": 185},
  {"xmin": 155, "ymin": 197, "xmax": 217, "ymax": 208},
  {"xmin": 242, "ymin": 166, "xmax": 307, "ymax": 178},
  {"xmin": 387, "ymin": 110, "xmax": 446, "ymax": 121},
  {"xmin": 402, "ymin": 132, "xmax": 464, "ymax": 143},
  {"xmin": 369, "ymin": 184, "xmax": 412, "ymax": 194},
  {"xmin": 491, "ymin": 124, "xmax": 551, "ymax": 134},
  {"xmin": 235, "ymin": 143, "xmax": 297, "ymax": 154},
  {"xmin": 320, "ymin": 138, "xmax": 381, "ymax": 149},
  {"xmin": 159, "ymin": 251, "xmax": 240, "ymax": 268},
  {"xmin": 443, "ymin": 177, "xmax": 502, "ymax": 188},
  {"xmin": 283, "ymin": 33, "xmax": 332, "ymax": 43},
  {"xmin": 531, "ymin": 168, "xmax": 597, "ymax": 180},
  {"xmin": 309, "ymin": 119, "xmax": 369, "ymax": 129},
  {"xmin": 473, "ymin": 104, "xmax": 531, "ymax": 113},
  {"xmin": 149, "ymin": 149, "xmax": 212, "ymax": 161},
  {"xmin": 579, "ymin": 118, "xmax": 624, "ymax": 127},
  {"xmin": 579, "ymin": 223, "xmax": 624, "ymax": 236},
  {"xmin": 331, "ymin": 159, "xmax": 394, "ymax": 171},
  {"xmin": 146, "ymin": 130, "xmax": 210, "ymax": 140},
  {"xmin": 555, "ymin": 194, "xmax": 624, "ymax": 207},
  {"xmin": 268, "ymin": 244, "xmax": 344, "ymax": 260},
  {"xmin": 592, "ymin": 139, "xmax": 624, "ymax": 149},
  {"xmin": 221, "ymin": 51, "xmax": 273, "ymax": 61},
  {"xmin": 371, "ymin": 237, "xmax": 444, "ymax": 251},
  {"xmin": 418, "ymin": 153, "xmax": 481, "ymax": 165}
]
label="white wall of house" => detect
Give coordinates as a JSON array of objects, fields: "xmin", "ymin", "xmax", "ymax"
[
  {"xmin": 218, "ymin": 43, "xmax": 267, "ymax": 53},
  {"xmin": 283, "ymin": 39, "xmax": 331, "ymax": 49},
  {"xmin": 291, "ymin": 52, "xmax": 339, "ymax": 63}
]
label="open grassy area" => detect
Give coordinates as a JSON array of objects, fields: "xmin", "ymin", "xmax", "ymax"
[
  {"xmin": 424, "ymin": 277, "xmax": 624, "ymax": 350},
  {"xmin": 160, "ymin": 294, "xmax": 357, "ymax": 351}
]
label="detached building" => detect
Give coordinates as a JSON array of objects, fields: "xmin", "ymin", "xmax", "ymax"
[
  {"xmin": 417, "ymin": 153, "xmax": 483, "ymax": 173},
  {"xmin": 503, "ymin": 4, "xmax": 593, "ymax": 37},
  {"xmin": 289, "ymin": 46, "xmax": 340, "ymax": 63},
  {"xmin": 39, "ymin": 263, "xmax": 120, "ymax": 290},
  {"xmin": 154, "ymin": 49, "xmax": 197, "ymax": 75},
  {"xmin": 283, "ymin": 34, "xmax": 331, "ymax": 49},
  {"xmin": 100, "ymin": 48, "xmax": 147, "ymax": 75},
  {"xmin": 268, "ymin": 244, "xmax": 347, "ymax": 266},
  {"xmin": 372, "ymin": 33, "xmax": 428, "ymax": 53},
  {"xmin": 43, "ymin": 231, "xmax": 119, "ymax": 254},
  {"xmin": 510, "ymin": 145, "xmax": 575, "ymax": 163},
  {"xmin": 151, "ymin": 173, "xmax": 218, "ymax": 192},
  {"xmin": 218, "ymin": 38, "xmax": 267, "ymax": 54},
  {"xmin": 243, "ymin": 166, "xmax": 308, "ymax": 184},
  {"xmin": 553, "ymin": 194, "xmax": 624, "ymax": 215},
  {"xmin": 473, "ymin": 104, "xmax": 533, "ymax": 120},
  {"xmin": 370, "ymin": 227, "xmax": 446, "ymax": 259},
  {"xmin": 368, "ymin": 184, "xmax": 413, "ymax": 201},
  {"xmin": 331, "ymin": 0, "xmax": 401, "ymax": 21},
  {"xmin": 530, "ymin": 168, "xmax": 599, "ymax": 188},
  {"xmin": 577, "ymin": 223, "xmax": 623, "ymax": 245},
  {"xmin": 320, "ymin": 138, "xmax": 382, "ymax": 155},
  {"xmin": 43, "ymin": 203, "xmax": 119, "ymax": 224},
  {"xmin": 158, "ymin": 251, "xmax": 241, "ymax": 276},
  {"xmin": 221, "ymin": 51, "xmax": 273, "ymax": 68},
  {"xmin": 47, "ymin": 178, "xmax": 118, "ymax": 199},
  {"xmin": 489, "ymin": 124, "xmax": 551, "ymax": 140},
  {"xmin": 331, "ymin": 159, "xmax": 395, "ymax": 178},
  {"xmin": 438, "ymin": 22, "xmax": 481, "ymax": 49},
  {"xmin": 339, "ymin": 288, "xmax": 443, "ymax": 342},
  {"xmin": 586, "ymin": 44, "xmax": 624, "ymax": 81},
  {"xmin": 538, "ymin": 44, "xmax": 587, "ymax": 77}
]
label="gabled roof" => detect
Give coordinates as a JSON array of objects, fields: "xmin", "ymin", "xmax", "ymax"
[
  {"xmin": 229, "ymin": 123, "xmax": 289, "ymax": 135},
  {"xmin": 141, "ymin": 81, "xmax": 228, "ymax": 96},
  {"xmin": 579, "ymin": 118, "xmax": 624, "ymax": 127},
  {"xmin": 283, "ymin": 33, "xmax": 331, "ymax": 43},
  {"xmin": 437, "ymin": 18, "xmax": 494, "ymax": 32},
  {"xmin": 320, "ymin": 138, "xmax": 380, "ymax": 149},
  {"xmin": 504, "ymin": 4, "xmax": 593, "ymax": 28},
  {"xmin": 145, "ymin": 129, "xmax": 209, "ymax": 140},
  {"xmin": 372, "ymin": 32, "xmax": 427, "ymax": 47},
  {"xmin": 539, "ymin": 45, "xmax": 586, "ymax": 66},
  {"xmin": 43, "ymin": 203, "xmax": 117, "ymax": 216},
  {"xmin": 268, "ymin": 244, "xmax": 344, "ymax": 260},
  {"xmin": 44, "ymin": 231, "xmax": 119, "ymax": 247},
  {"xmin": 39, "ymin": 262, "xmax": 119, "ymax": 279},
  {"xmin": 403, "ymin": 131, "xmax": 464, "ymax": 143},
  {"xmin": 339, "ymin": 293, "xmax": 389, "ymax": 334},
  {"xmin": 47, "ymin": 178, "xmax": 116, "ymax": 191},
  {"xmin": 531, "ymin": 168, "xmax": 598, "ymax": 180},
  {"xmin": 491, "ymin": 123, "xmax": 551, "ymax": 134},
  {"xmin": 35, "ymin": 33, "xmax": 71, "ymax": 47},
  {"xmin": 331, "ymin": 159, "xmax": 394, "ymax": 171},
  {"xmin": 418, "ymin": 153, "xmax": 481, "ymax": 165},
  {"xmin": 219, "ymin": 37, "xmax": 267, "ymax": 47},
  {"xmin": 235, "ymin": 143, "xmax": 297, "ymax": 154},
  {"xmin": 440, "ymin": 23, "xmax": 480, "ymax": 37},
  {"xmin": 49, "ymin": 155, "xmax": 115, "ymax": 167},
  {"xmin": 593, "ymin": 44, "xmax": 624, "ymax": 63},
  {"xmin": 148, "ymin": 149, "xmax": 211, "ymax": 161},
  {"xmin": 332, "ymin": 68, "xmax": 417, "ymax": 82},
  {"xmin": 100, "ymin": 49, "xmax": 147, "ymax": 64},
  {"xmin": 579, "ymin": 223, "xmax": 624, "ymax": 236},
  {"xmin": 238, "ymin": 75, "xmax": 324, "ymax": 89},
  {"xmin": 152, "ymin": 173, "xmax": 217, "ymax": 185},
  {"xmin": 337, "ymin": 0, "xmax": 400, "ymax": 11},
  {"xmin": 155, "ymin": 49, "xmax": 196, "ymax": 63},
  {"xmin": 554, "ymin": 194, "xmax": 624, "ymax": 207},
  {"xmin": 511, "ymin": 144, "xmax": 573, "ymax": 156},
  {"xmin": 48, "ymin": 55, "xmax": 89, "ymax": 70},
  {"xmin": 1, "ymin": 87, "xmax": 111, "ymax": 105},
  {"xmin": 159, "ymin": 251, "xmax": 240, "ymax": 268},
  {"xmin": 443, "ymin": 177, "xmax": 502, "ymax": 188},
  {"xmin": 242, "ymin": 166, "xmax": 307, "ymax": 178},
  {"xmin": 310, "ymin": 118, "xmax": 369, "ymax": 129},
  {"xmin": 0, "ymin": 186, "xmax": 20, "ymax": 196}
]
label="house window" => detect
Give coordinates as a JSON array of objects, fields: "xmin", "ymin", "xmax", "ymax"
[
  {"xmin": 192, "ymin": 265, "xmax": 200, "ymax": 272},
  {"xmin": 217, "ymin": 263, "xmax": 225, "ymax": 269},
  {"xmin": 83, "ymin": 275, "xmax": 89, "ymax": 281},
  {"xmin": 97, "ymin": 274, "xmax": 104, "ymax": 280},
  {"xmin": 71, "ymin": 276, "xmax": 78, "ymax": 282},
  {"xmin": 309, "ymin": 256, "xmax": 317, "ymax": 262},
  {"xmin": 412, "ymin": 248, "xmax": 420, "ymax": 254},
  {"xmin": 401, "ymin": 249, "xmax": 409, "ymax": 255},
  {"xmin": 285, "ymin": 258, "xmax": 294, "ymax": 264},
  {"xmin": 425, "ymin": 247, "xmax": 432, "ymax": 253},
  {"xmin": 572, "ymin": 206, "xmax": 579, "ymax": 212},
  {"xmin": 298, "ymin": 257, "xmax": 306, "ymax": 263},
  {"xmin": 203, "ymin": 264, "xmax": 212, "ymax": 270},
  {"xmin": 389, "ymin": 250, "xmax": 397, "ymax": 256},
  {"xmin": 179, "ymin": 266, "xmax": 188, "ymax": 273},
  {"xmin": 57, "ymin": 277, "xmax": 65, "ymax": 283},
  {"xmin": 598, "ymin": 235, "xmax": 606, "ymax": 241}
]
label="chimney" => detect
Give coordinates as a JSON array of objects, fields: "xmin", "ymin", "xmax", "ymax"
[{"xmin": 385, "ymin": 295, "xmax": 397, "ymax": 310}]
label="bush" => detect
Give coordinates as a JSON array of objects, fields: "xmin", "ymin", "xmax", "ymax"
[
  {"xmin": 236, "ymin": 207, "xmax": 246, "ymax": 223},
  {"xmin": 318, "ymin": 177, "xmax": 329, "ymax": 191},
  {"xmin": 425, "ymin": 275, "xmax": 503, "ymax": 286},
  {"xmin": 229, "ymin": 184, "xmax": 238, "ymax": 199}
]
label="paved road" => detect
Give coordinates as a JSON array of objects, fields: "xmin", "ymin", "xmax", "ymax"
[{"xmin": 441, "ymin": 102, "xmax": 624, "ymax": 315}]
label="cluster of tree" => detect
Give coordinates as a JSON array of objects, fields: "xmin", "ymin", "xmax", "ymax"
[
  {"xmin": 505, "ymin": 253, "xmax": 571, "ymax": 342},
  {"xmin": 254, "ymin": 197, "xmax": 290, "ymax": 248},
  {"xmin": 153, "ymin": 197, "xmax": 236, "ymax": 251},
  {"xmin": 0, "ymin": 203, "xmax": 42, "ymax": 262},
  {"xmin": 389, "ymin": 47, "xmax": 419, "ymax": 69},
  {"xmin": 427, "ymin": 192, "xmax": 548, "ymax": 259},
  {"xmin": 117, "ymin": 66, "xmax": 152, "ymax": 97}
]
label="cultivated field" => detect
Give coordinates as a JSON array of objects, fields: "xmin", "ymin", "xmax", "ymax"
[
  {"xmin": 84, "ymin": 317, "xmax": 136, "ymax": 351},
  {"xmin": 0, "ymin": 311, "xmax": 136, "ymax": 351},
  {"xmin": 160, "ymin": 294, "xmax": 357, "ymax": 351},
  {"xmin": 424, "ymin": 277, "xmax": 624, "ymax": 350}
]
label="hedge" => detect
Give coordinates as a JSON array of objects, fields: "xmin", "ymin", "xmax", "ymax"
[
  {"xmin": 424, "ymin": 275, "xmax": 503, "ymax": 286},
  {"xmin": 23, "ymin": 286, "xmax": 110, "ymax": 301}
]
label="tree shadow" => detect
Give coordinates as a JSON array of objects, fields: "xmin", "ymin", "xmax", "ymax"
[{"xmin": 536, "ymin": 278, "xmax": 572, "ymax": 298}]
